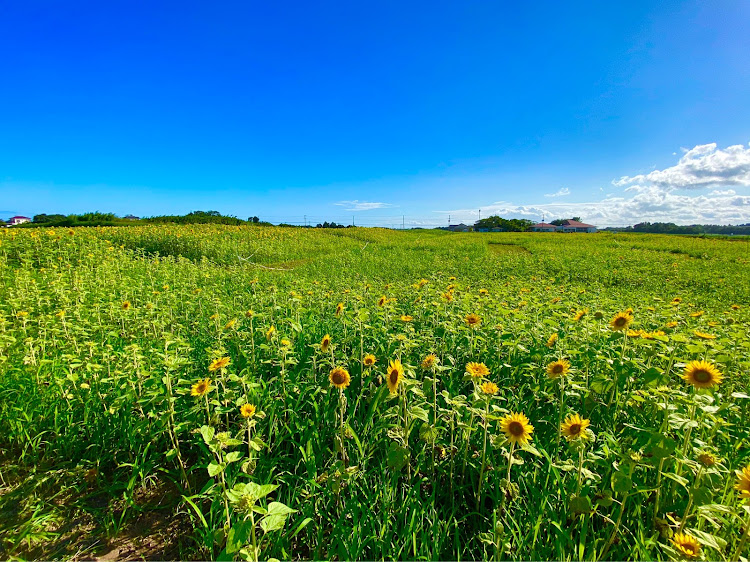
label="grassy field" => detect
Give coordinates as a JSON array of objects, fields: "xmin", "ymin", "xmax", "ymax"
[{"xmin": 1, "ymin": 225, "xmax": 749, "ymax": 561}]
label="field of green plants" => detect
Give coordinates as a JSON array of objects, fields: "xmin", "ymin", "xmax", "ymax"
[{"xmin": 1, "ymin": 225, "xmax": 749, "ymax": 561}]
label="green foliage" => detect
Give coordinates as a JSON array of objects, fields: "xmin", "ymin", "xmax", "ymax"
[{"xmin": 0, "ymin": 226, "xmax": 749, "ymax": 560}]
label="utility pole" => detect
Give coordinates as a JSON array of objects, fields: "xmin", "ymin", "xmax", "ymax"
[
  {"xmin": 402, "ymin": 215, "xmax": 405, "ymax": 230},
  {"xmin": 448, "ymin": 215, "xmax": 451, "ymax": 225},
  {"xmin": 352, "ymin": 215, "xmax": 355, "ymax": 227},
  {"xmin": 304, "ymin": 214, "xmax": 307, "ymax": 227},
  {"xmin": 479, "ymin": 209, "xmax": 481, "ymax": 221}
]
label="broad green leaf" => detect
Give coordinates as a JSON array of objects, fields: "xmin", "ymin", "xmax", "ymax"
[{"xmin": 259, "ymin": 514, "xmax": 286, "ymax": 533}]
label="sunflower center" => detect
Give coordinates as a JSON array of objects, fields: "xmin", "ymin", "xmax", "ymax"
[
  {"xmin": 508, "ymin": 421, "xmax": 524, "ymax": 436},
  {"xmin": 331, "ymin": 371, "xmax": 346, "ymax": 385},
  {"xmin": 197, "ymin": 383, "xmax": 207, "ymax": 393},
  {"xmin": 693, "ymin": 369, "xmax": 711, "ymax": 383},
  {"xmin": 552, "ymin": 364, "xmax": 563, "ymax": 374},
  {"xmin": 569, "ymin": 423, "xmax": 581, "ymax": 435},
  {"xmin": 614, "ymin": 317, "xmax": 627, "ymax": 327},
  {"xmin": 389, "ymin": 370, "xmax": 399, "ymax": 385},
  {"xmin": 682, "ymin": 544, "xmax": 698, "ymax": 556}
]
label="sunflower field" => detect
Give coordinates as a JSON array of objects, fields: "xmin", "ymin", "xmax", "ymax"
[{"xmin": 0, "ymin": 225, "xmax": 749, "ymax": 561}]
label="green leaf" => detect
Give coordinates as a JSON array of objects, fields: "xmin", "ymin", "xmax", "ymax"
[
  {"xmin": 387, "ymin": 443, "xmax": 409, "ymax": 472},
  {"xmin": 200, "ymin": 425, "xmax": 216, "ymax": 445},
  {"xmin": 246, "ymin": 482, "xmax": 279, "ymax": 501},
  {"xmin": 267, "ymin": 502, "xmax": 297, "ymax": 516},
  {"xmin": 259, "ymin": 514, "xmax": 286, "ymax": 533},
  {"xmin": 685, "ymin": 528, "xmax": 727, "ymax": 552},
  {"xmin": 226, "ymin": 520, "xmax": 253, "ymax": 554},
  {"xmin": 645, "ymin": 434, "xmax": 677, "ymax": 460},
  {"xmin": 611, "ymin": 471, "xmax": 632, "ymax": 494},
  {"xmin": 419, "ymin": 423, "xmax": 438, "ymax": 442},
  {"xmin": 225, "ymin": 451, "xmax": 243, "ymax": 464},
  {"xmin": 409, "ymin": 405, "xmax": 430, "ymax": 423},
  {"xmin": 663, "ymin": 472, "xmax": 689, "ymax": 489},
  {"xmin": 208, "ymin": 462, "xmax": 225, "ymax": 477},
  {"xmin": 569, "ymin": 494, "xmax": 592, "ymax": 514},
  {"xmin": 290, "ymin": 517, "xmax": 313, "ymax": 538}
]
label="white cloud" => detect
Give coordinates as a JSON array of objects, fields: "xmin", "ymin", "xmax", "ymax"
[
  {"xmin": 334, "ymin": 200, "xmax": 396, "ymax": 211},
  {"xmin": 614, "ymin": 143, "xmax": 750, "ymax": 190},
  {"xmin": 438, "ymin": 187, "xmax": 750, "ymax": 227},
  {"xmin": 544, "ymin": 187, "xmax": 570, "ymax": 198}
]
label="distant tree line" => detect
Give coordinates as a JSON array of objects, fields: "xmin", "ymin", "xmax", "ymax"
[
  {"xmin": 474, "ymin": 215, "xmax": 535, "ymax": 231},
  {"xmin": 604, "ymin": 222, "xmax": 750, "ymax": 235},
  {"xmin": 14, "ymin": 211, "xmax": 273, "ymax": 228}
]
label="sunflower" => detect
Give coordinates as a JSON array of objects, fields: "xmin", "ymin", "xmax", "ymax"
[
  {"xmin": 690, "ymin": 311, "xmax": 704, "ymax": 318},
  {"xmin": 421, "ymin": 354, "xmax": 438, "ymax": 369},
  {"xmin": 245, "ymin": 309, "xmax": 254, "ymax": 318},
  {"xmin": 500, "ymin": 412, "xmax": 534, "ymax": 446},
  {"xmin": 573, "ymin": 309, "xmax": 588, "ymax": 322},
  {"xmin": 265, "ymin": 325, "xmax": 276, "ymax": 340},
  {"xmin": 280, "ymin": 339, "xmax": 291, "ymax": 348},
  {"xmin": 682, "ymin": 360, "xmax": 723, "ymax": 389},
  {"xmin": 122, "ymin": 301, "xmax": 131, "ymax": 310},
  {"xmin": 240, "ymin": 403, "xmax": 256, "ymax": 418},
  {"xmin": 377, "ymin": 296, "xmax": 387, "ymax": 307},
  {"xmin": 671, "ymin": 297, "xmax": 682, "ymax": 304},
  {"xmin": 363, "ymin": 354, "xmax": 376, "ymax": 367},
  {"xmin": 666, "ymin": 321, "xmax": 678, "ymax": 328},
  {"xmin": 400, "ymin": 315, "xmax": 413, "ymax": 322},
  {"xmin": 191, "ymin": 378, "xmax": 212, "ymax": 397},
  {"xmin": 465, "ymin": 313, "xmax": 481, "ymax": 327},
  {"xmin": 731, "ymin": 304, "xmax": 740, "ymax": 310},
  {"xmin": 329, "ymin": 367, "xmax": 351, "ymax": 390},
  {"xmin": 561, "ymin": 414, "xmax": 590, "ymax": 441},
  {"xmin": 697, "ymin": 452, "xmax": 718, "ymax": 467},
  {"xmin": 442, "ymin": 292, "xmax": 454, "ymax": 302},
  {"xmin": 609, "ymin": 311, "xmax": 633, "ymax": 331},
  {"xmin": 479, "ymin": 288, "xmax": 489, "ymax": 296},
  {"xmin": 224, "ymin": 318, "xmax": 238, "ymax": 330},
  {"xmin": 321, "ymin": 334, "xmax": 332, "ymax": 352},
  {"xmin": 546, "ymin": 333, "xmax": 558, "ymax": 347},
  {"xmin": 671, "ymin": 533, "xmax": 701, "ymax": 558},
  {"xmin": 386, "ymin": 360, "xmax": 404, "ymax": 394},
  {"xmin": 693, "ymin": 330, "xmax": 716, "ymax": 340},
  {"xmin": 480, "ymin": 381, "xmax": 498, "ymax": 396},
  {"xmin": 335, "ymin": 302, "xmax": 344, "ymax": 316},
  {"xmin": 466, "ymin": 362, "xmax": 490, "ymax": 380},
  {"xmin": 546, "ymin": 359, "xmax": 570, "ymax": 379},
  {"xmin": 209, "ymin": 356, "xmax": 231, "ymax": 372},
  {"xmin": 735, "ymin": 464, "xmax": 750, "ymax": 500}
]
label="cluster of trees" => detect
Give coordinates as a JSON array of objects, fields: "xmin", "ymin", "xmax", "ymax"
[
  {"xmin": 29, "ymin": 212, "xmax": 124, "ymax": 227},
  {"xmin": 315, "ymin": 221, "xmax": 350, "ymax": 229},
  {"xmin": 474, "ymin": 215, "xmax": 535, "ymax": 232},
  {"xmin": 607, "ymin": 222, "xmax": 750, "ymax": 235},
  {"xmin": 16, "ymin": 211, "xmax": 273, "ymax": 228},
  {"xmin": 144, "ymin": 211, "xmax": 271, "ymax": 226}
]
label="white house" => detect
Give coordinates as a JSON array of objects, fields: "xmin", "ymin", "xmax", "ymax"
[{"xmin": 8, "ymin": 216, "xmax": 31, "ymax": 226}]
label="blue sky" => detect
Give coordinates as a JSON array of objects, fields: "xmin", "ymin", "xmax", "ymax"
[{"xmin": 1, "ymin": 1, "xmax": 749, "ymax": 226}]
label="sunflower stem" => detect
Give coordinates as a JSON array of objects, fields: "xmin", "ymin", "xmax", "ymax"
[
  {"xmin": 678, "ymin": 466, "xmax": 704, "ymax": 532},
  {"xmin": 476, "ymin": 397, "xmax": 491, "ymax": 508},
  {"xmin": 732, "ymin": 511, "xmax": 750, "ymax": 562},
  {"xmin": 506, "ymin": 441, "xmax": 516, "ymax": 484},
  {"xmin": 556, "ymin": 377, "xmax": 566, "ymax": 461}
]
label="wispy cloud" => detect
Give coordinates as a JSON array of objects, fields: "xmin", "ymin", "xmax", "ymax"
[
  {"xmin": 544, "ymin": 187, "xmax": 570, "ymax": 198},
  {"xmin": 614, "ymin": 143, "xmax": 750, "ymax": 191},
  {"xmin": 334, "ymin": 200, "xmax": 396, "ymax": 211}
]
